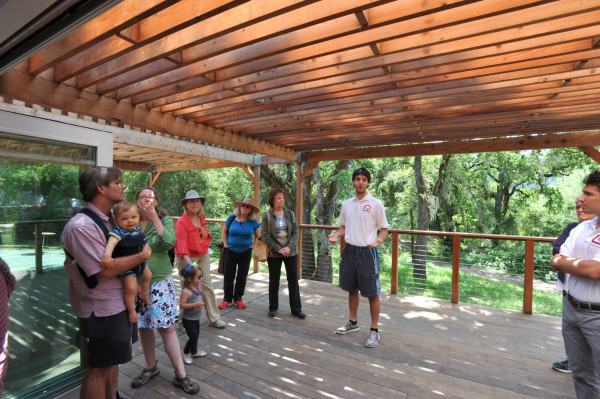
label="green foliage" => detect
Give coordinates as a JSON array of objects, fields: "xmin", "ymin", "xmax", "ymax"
[
  {"xmin": 123, "ymin": 168, "xmax": 254, "ymax": 218},
  {"xmin": 0, "ymin": 161, "xmax": 81, "ymax": 222}
]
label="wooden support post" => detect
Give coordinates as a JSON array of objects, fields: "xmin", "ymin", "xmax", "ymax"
[
  {"xmin": 253, "ymin": 165, "xmax": 260, "ymax": 273},
  {"xmin": 523, "ymin": 240, "xmax": 535, "ymax": 314},
  {"xmin": 240, "ymin": 165, "xmax": 261, "ymax": 273},
  {"xmin": 451, "ymin": 235, "xmax": 460, "ymax": 304},
  {"xmin": 296, "ymin": 162, "xmax": 303, "ymax": 277},
  {"xmin": 295, "ymin": 160, "xmax": 320, "ymax": 278},
  {"xmin": 391, "ymin": 232, "xmax": 398, "ymax": 294}
]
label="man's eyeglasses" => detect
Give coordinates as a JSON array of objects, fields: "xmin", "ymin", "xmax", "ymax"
[
  {"xmin": 138, "ymin": 196, "xmax": 155, "ymax": 200},
  {"xmin": 193, "ymin": 275, "xmax": 203, "ymax": 280}
]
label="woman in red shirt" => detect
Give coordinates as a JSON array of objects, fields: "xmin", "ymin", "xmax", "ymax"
[{"xmin": 175, "ymin": 190, "xmax": 225, "ymax": 329}]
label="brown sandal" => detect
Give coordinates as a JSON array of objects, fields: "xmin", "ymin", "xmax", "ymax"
[
  {"xmin": 131, "ymin": 360, "xmax": 160, "ymax": 388},
  {"xmin": 173, "ymin": 375, "xmax": 200, "ymax": 394}
]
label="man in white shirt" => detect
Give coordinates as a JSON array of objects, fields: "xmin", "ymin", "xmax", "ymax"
[
  {"xmin": 551, "ymin": 170, "xmax": 600, "ymax": 398},
  {"xmin": 329, "ymin": 167, "xmax": 388, "ymax": 348}
]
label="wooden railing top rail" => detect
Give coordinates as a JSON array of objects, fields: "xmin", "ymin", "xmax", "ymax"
[
  {"xmin": 299, "ymin": 224, "xmax": 556, "ymax": 243},
  {"xmin": 9, "ymin": 219, "xmax": 560, "ymax": 243},
  {"xmin": 14, "ymin": 219, "xmax": 69, "ymax": 225}
]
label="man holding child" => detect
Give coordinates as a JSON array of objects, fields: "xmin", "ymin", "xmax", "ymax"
[{"xmin": 61, "ymin": 166, "xmax": 151, "ymax": 399}]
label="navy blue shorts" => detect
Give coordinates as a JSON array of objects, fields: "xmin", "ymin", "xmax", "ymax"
[
  {"xmin": 339, "ymin": 243, "xmax": 380, "ymax": 298},
  {"xmin": 79, "ymin": 310, "xmax": 137, "ymax": 368}
]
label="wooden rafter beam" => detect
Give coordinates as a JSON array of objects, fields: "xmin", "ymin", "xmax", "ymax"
[
  {"xmin": 300, "ymin": 162, "xmax": 319, "ymax": 182},
  {"xmin": 28, "ymin": 0, "xmax": 180, "ymax": 75},
  {"xmin": 578, "ymin": 146, "xmax": 600, "ymax": 164},
  {"xmin": 150, "ymin": 171, "xmax": 163, "ymax": 187},
  {"xmin": 154, "ymin": 160, "xmax": 247, "ymax": 172},
  {"xmin": 0, "ymin": 68, "xmax": 297, "ymax": 161},
  {"xmin": 304, "ymin": 131, "xmax": 600, "ymax": 162},
  {"xmin": 113, "ymin": 160, "xmax": 149, "ymax": 171},
  {"xmin": 240, "ymin": 165, "xmax": 256, "ymax": 181},
  {"xmin": 114, "ymin": 129, "xmax": 255, "ymax": 164}
]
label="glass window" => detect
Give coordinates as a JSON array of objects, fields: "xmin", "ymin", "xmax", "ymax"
[{"xmin": 0, "ymin": 132, "xmax": 96, "ymax": 397}]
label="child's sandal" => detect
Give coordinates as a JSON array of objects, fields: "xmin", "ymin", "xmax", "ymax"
[
  {"xmin": 173, "ymin": 375, "xmax": 200, "ymax": 394},
  {"xmin": 131, "ymin": 360, "xmax": 160, "ymax": 388}
]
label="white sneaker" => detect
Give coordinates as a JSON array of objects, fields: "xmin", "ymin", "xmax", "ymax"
[
  {"xmin": 365, "ymin": 330, "xmax": 380, "ymax": 348},
  {"xmin": 210, "ymin": 319, "xmax": 226, "ymax": 328}
]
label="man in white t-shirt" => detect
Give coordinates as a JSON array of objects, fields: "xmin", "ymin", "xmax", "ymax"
[
  {"xmin": 551, "ymin": 170, "xmax": 600, "ymax": 398},
  {"xmin": 329, "ymin": 167, "xmax": 388, "ymax": 348}
]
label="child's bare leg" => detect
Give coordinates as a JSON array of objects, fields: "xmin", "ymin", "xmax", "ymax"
[
  {"xmin": 139, "ymin": 267, "xmax": 152, "ymax": 305},
  {"xmin": 123, "ymin": 276, "xmax": 139, "ymax": 323}
]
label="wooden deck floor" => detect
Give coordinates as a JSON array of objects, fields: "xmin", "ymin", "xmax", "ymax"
[{"xmin": 61, "ymin": 272, "xmax": 575, "ymax": 399}]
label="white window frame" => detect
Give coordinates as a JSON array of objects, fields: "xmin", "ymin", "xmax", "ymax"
[{"xmin": 0, "ymin": 105, "xmax": 113, "ymax": 166}]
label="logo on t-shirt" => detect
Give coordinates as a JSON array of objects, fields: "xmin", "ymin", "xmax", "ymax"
[
  {"xmin": 362, "ymin": 205, "xmax": 371, "ymax": 213},
  {"xmin": 592, "ymin": 235, "xmax": 600, "ymax": 246}
]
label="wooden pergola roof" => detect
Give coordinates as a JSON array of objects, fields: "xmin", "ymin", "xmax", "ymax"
[{"xmin": 1, "ymin": 0, "xmax": 600, "ymax": 171}]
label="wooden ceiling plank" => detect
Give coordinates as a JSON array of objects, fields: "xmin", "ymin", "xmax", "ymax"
[
  {"xmin": 212, "ymin": 80, "xmax": 590, "ymax": 128},
  {"xmin": 208, "ymin": 0, "xmax": 595, "ymax": 85},
  {"xmin": 135, "ymin": 7, "xmax": 600, "ymax": 114},
  {"xmin": 28, "ymin": 0, "xmax": 178, "ymax": 75},
  {"xmin": 136, "ymin": 46, "xmax": 375, "ymax": 106},
  {"xmin": 233, "ymin": 76, "xmax": 599, "ymax": 135},
  {"xmin": 54, "ymin": 36, "xmax": 136, "ymax": 82},
  {"xmin": 75, "ymin": 0, "xmax": 319, "ymax": 89},
  {"xmin": 170, "ymin": 68, "xmax": 383, "ymax": 116},
  {"xmin": 253, "ymin": 103, "xmax": 600, "ymax": 144},
  {"xmin": 111, "ymin": 0, "xmax": 548, "ymax": 102},
  {"xmin": 177, "ymin": 44, "xmax": 600, "ymax": 120},
  {"xmin": 187, "ymin": 61, "xmax": 599, "ymax": 122},
  {"xmin": 62, "ymin": 0, "xmax": 250, "ymax": 88},
  {"xmin": 107, "ymin": 0, "xmax": 448, "ymax": 99},
  {"xmin": 186, "ymin": 85, "xmax": 387, "ymax": 121},
  {"xmin": 209, "ymin": 74, "xmax": 598, "ymax": 128}
]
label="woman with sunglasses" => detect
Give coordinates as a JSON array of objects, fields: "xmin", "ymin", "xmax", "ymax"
[
  {"xmin": 130, "ymin": 187, "xmax": 199, "ymax": 394},
  {"xmin": 218, "ymin": 198, "xmax": 261, "ymax": 309}
]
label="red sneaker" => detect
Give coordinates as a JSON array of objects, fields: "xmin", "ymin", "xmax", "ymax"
[
  {"xmin": 235, "ymin": 300, "xmax": 246, "ymax": 309},
  {"xmin": 218, "ymin": 301, "xmax": 232, "ymax": 309}
]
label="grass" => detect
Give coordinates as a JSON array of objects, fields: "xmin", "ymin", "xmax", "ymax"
[
  {"xmin": 293, "ymin": 250, "xmax": 563, "ymax": 317},
  {"xmin": 393, "ymin": 261, "xmax": 561, "ymax": 316}
]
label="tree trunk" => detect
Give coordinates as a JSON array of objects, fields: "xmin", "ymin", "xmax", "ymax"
[
  {"xmin": 411, "ymin": 155, "xmax": 452, "ymax": 280},
  {"xmin": 413, "ymin": 156, "xmax": 428, "ymax": 279},
  {"xmin": 312, "ymin": 161, "xmax": 351, "ymax": 282},
  {"xmin": 260, "ymin": 162, "xmax": 350, "ymax": 283},
  {"xmin": 301, "ymin": 173, "xmax": 317, "ymax": 279}
]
